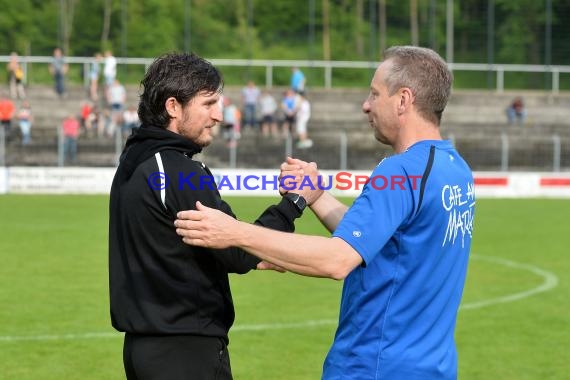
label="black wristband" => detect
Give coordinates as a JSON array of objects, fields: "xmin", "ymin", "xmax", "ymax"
[
  {"xmin": 274, "ymin": 196, "xmax": 303, "ymax": 220},
  {"xmin": 283, "ymin": 193, "xmax": 307, "ymax": 213}
]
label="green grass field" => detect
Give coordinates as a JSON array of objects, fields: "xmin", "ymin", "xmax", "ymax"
[{"xmin": 0, "ymin": 195, "xmax": 568, "ymax": 379}]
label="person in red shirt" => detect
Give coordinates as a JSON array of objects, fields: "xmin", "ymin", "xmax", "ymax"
[
  {"xmin": 0, "ymin": 92, "xmax": 16, "ymax": 139},
  {"xmin": 62, "ymin": 114, "xmax": 80, "ymax": 164},
  {"xmin": 80, "ymin": 101, "xmax": 93, "ymax": 130}
]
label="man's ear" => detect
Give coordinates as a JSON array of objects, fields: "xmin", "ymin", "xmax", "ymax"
[
  {"xmin": 165, "ymin": 97, "xmax": 179, "ymax": 118},
  {"xmin": 398, "ymin": 88, "xmax": 414, "ymax": 114}
]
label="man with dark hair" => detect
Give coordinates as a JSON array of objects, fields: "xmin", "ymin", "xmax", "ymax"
[
  {"xmin": 175, "ymin": 46, "xmax": 475, "ymax": 379},
  {"xmin": 109, "ymin": 52, "xmax": 309, "ymax": 379}
]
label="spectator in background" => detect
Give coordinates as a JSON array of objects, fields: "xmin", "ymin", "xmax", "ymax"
[
  {"xmin": 7, "ymin": 52, "xmax": 26, "ymax": 100},
  {"xmin": 122, "ymin": 105, "xmax": 140, "ymax": 139},
  {"xmin": 295, "ymin": 93, "xmax": 313, "ymax": 149},
  {"xmin": 104, "ymin": 50, "xmax": 117, "ymax": 89},
  {"xmin": 259, "ymin": 90, "xmax": 279, "ymax": 138},
  {"xmin": 106, "ymin": 79, "xmax": 127, "ymax": 138},
  {"xmin": 49, "ymin": 48, "xmax": 68, "ymax": 99},
  {"xmin": 79, "ymin": 101, "xmax": 93, "ymax": 134},
  {"xmin": 290, "ymin": 66, "xmax": 306, "ymax": 95},
  {"xmin": 241, "ymin": 80, "xmax": 260, "ymax": 131},
  {"xmin": 89, "ymin": 52, "xmax": 102, "ymax": 101},
  {"xmin": 17, "ymin": 101, "xmax": 33, "ymax": 146},
  {"xmin": 506, "ymin": 97, "xmax": 527, "ymax": 126},
  {"xmin": 222, "ymin": 96, "xmax": 240, "ymax": 148},
  {"xmin": 85, "ymin": 105, "xmax": 105, "ymax": 139},
  {"xmin": 0, "ymin": 92, "xmax": 15, "ymax": 139},
  {"xmin": 281, "ymin": 89, "xmax": 299, "ymax": 138},
  {"xmin": 62, "ymin": 114, "xmax": 80, "ymax": 164}
]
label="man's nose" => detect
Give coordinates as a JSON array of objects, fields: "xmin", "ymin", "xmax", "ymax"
[{"xmin": 212, "ymin": 104, "xmax": 223, "ymax": 121}]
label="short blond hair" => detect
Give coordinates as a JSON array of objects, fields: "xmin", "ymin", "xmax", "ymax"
[{"xmin": 383, "ymin": 46, "xmax": 452, "ymax": 125}]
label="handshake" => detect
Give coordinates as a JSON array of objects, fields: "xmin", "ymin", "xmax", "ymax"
[
  {"xmin": 173, "ymin": 155, "xmax": 342, "ymax": 260},
  {"xmin": 278, "ymin": 157, "xmax": 325, "ymax": 207}
]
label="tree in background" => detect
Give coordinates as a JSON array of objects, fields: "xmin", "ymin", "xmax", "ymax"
[
  {"xmin": 59, "ymin": 0, "xmax": 78, "ymax": 55},
  {"xmin": 0, "ymin": 0, "xmax": 569, "ymax": 66}
]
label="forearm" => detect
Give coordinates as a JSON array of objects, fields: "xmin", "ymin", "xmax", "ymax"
[
  {"xmin": 206, "ymin": 196, "xmax": 299, "ymax": 273},
  {"xmin": 232, "ymin": 221, "xmax": 359, "ymax": 280},
  {"xmin": 310, "ymin": 192, "xmax": 348, "ymax": 233},
  {"xmin": 214, "ymin": 245, "xmax": 261, "ymax": 274},
  {"xmin": 253, "ymin": 197, "xmax": 301, "ymax": 232}
]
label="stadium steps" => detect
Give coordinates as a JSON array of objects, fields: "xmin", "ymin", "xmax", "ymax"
[{"xmin": 4, "ymin": 85, "xmax": 570, "ymax": 169}]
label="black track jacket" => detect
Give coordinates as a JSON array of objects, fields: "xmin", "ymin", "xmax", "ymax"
[{"xmin": 109, "ymin": 126, "xmax": 301, "ymax": 342}]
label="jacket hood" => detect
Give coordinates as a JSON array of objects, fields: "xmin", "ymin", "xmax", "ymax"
[{"xmin": 118, "ymin": 125, "xmax": 202, "ymax": 181}]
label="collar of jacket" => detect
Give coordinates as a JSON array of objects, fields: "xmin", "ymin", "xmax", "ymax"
[{"xmin": 118, "ymin": 125, "xmax": 203, "ymax": 181}]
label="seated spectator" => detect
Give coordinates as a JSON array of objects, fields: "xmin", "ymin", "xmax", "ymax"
[
  {"xmin": 62, "ymin": 114, "xmax": 80, "ymax": 165},
  {"xmin": 84, "ymin": 105, "xmax": 104, "ymax": 138},
  {"xmin": 17, "ymin": 101, "xmax": 33, "ymax": 145},
  {"xmin": 122, "ymin": 105, "xmax": 140, "ymax": 139},
  {"xmin": 506, "ymin": 97, "xmax": 526, "ymax": 125},
  {"xmin": 221, "ymin": 96, "xmax": 240, "ymax": 148},
  {"xmin": 80, "ymin": 101, "xmax": 93, "ymax": 133}
]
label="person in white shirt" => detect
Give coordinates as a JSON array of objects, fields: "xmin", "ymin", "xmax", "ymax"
[
  {"xmin": 103, "ymin": 50, "xmax": 117, "ymax": 88},
  {"xmin": 122, "ymin": 105, "xmax": 140, "ymax": 138},
  {"xmin": 106, "ymin": 79, "xmax": 126, "ymax": 137},
  {"xmin": 295, "ymin": 93, "xmax": 312, "ymax": 148}
]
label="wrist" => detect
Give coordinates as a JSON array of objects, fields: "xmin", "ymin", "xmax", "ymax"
[
  {"xmin": 236, "ymin": 220, "xmax": 254, "ymax": 249},
  {"xmin": 309, "ymin": 190, "xmax": 327, "ymax": 210},
  {"xmin": 309, "ymin": 188, "xmax": 325, "ymax": 206},
  {"xmin": 283, "ymin": 192, "xmax": 307, "ymax": 213}
]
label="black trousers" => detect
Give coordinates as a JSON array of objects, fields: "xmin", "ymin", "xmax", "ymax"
[{"xmin": 123, "ymin": 333, "xmax": 232, "ymax": 380}]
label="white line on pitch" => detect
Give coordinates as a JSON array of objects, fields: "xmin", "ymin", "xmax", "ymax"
[
  {"xmin": 460, "ymin": 254, "xmax": 559, "ymax": 310},
  {"xmin": 0, "ymin": 320, "xmax": 338, "ymax": 342},
  {"xmin": 0, "ymin": 255, "xmax": 558, "ymax": 342}
]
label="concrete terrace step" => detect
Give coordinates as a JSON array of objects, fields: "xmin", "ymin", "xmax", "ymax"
[
  {"xmin": 5, "ymin": 127, "xmax": 570, "ymax": 170},
  {"xmin": 4, "ymin": 85, "xmax": 570, "ymax": 169},
  {"xmin": 16, "ymin": 85, "xmax": 570, "ymax": 127},
  {"xmin": 441, "ymin": 123, "xmax": 570, "ymax": 139}
]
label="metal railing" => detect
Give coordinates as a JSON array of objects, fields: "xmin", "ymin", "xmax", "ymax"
[
  {"xmin": 2, "ymin": 56, "xmax": 570, "ymax": 93},
  {"xmin": 0, "ymin": 128, "xmax": 568, "ymax": 172},
  {"xmin": 214, "ymin": 131, "xmax": 567, "ymax": 172}
]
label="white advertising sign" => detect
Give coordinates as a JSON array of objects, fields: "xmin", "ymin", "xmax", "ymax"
[
  {"xmin": 8, "ymin": 167, "xmax": 116, "ymax": 194},
  {"xmin": 0, "ymin": 167, "xmax": 7, "ymax": 194}
]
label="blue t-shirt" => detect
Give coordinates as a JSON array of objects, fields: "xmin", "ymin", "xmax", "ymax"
[
  {"xmin": 291, "ymin": 70, "xmax": 305, "ymax": 92},
  {"xmin": 325, "ymin": 140, "xmax": 475, "ymax": 380}
]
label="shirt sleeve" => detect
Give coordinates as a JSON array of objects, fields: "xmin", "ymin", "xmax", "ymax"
[
  {"xmin": 332, "ymin": 159, "xmax": 415, "ymax": 265},
  {"xmin": 198, "ymin": 163, "xmax": 302, "ymax": 274},
  {"xmin": 212, "ymin": 196, "xmax": 301, "ymax": 274}
]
